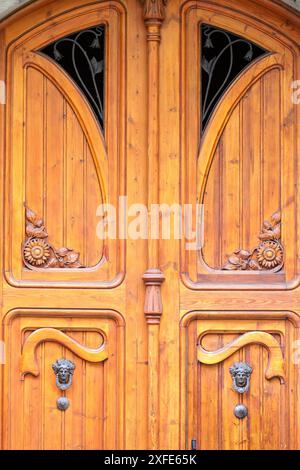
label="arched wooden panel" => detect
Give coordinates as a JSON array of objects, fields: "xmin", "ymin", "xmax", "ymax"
[
  {"xmin": 202, "ymin": 67, "xmax": 282, "ymax": 270},
  {"xmin": 25, "ymin": 65, "xmax": 104, "ymax": 268},
  {"xmin": 5, "ymin": 2, "xmax": 126, "ymax": 287},
  {"xmin": 180, "ymin": 1, "xmax": 299, "ymax": 289}
]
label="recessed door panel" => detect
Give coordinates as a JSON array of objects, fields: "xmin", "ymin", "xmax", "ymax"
[
  {"xmin": 180, "ymin": 1, "xmax": 299, "ymax": 288},
  {"xmin": 181, "ymin": 314, "xmax": 298, "ymax": 450},
  {"xmin": 5, "ymin": 3, "xmax": 126, "ymax": 286},
  {"xmin": 4, "ymin": 310, "xmax": 125, "ymax": 450}
]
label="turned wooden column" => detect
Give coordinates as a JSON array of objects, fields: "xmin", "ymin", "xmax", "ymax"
[{"xmin": 140, "ymin": 0, "xmax": 167, "ymax": 450}]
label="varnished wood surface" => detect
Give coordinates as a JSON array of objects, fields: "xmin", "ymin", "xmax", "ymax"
[{"xmin": 0, "ymin": 0, "xmax": 300, "ymax": 450}]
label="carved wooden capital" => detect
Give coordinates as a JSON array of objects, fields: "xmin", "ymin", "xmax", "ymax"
[
  {"xmin": 140, "ymin": 0, "xmax": 167, "ymax": 22},
  {"xmin": 142, "ymin": 268, "xmax": 165, "ymax": 324},
  {"xmin": 140, "ymin": 0, "xmax": 167, "ymax": 41}
]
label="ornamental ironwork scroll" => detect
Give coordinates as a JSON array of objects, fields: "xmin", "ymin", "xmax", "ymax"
[
  {"xmin": 39, "ymin": 25, "xmax": 105, "ymax": 131},
  {"xmin": 201, "ymin": 24, "xmax": 267, "ymax": 132}
]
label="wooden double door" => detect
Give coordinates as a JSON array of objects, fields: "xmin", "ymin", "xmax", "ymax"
[{"xmin": 1, "ymin": 0, "xmax": 300, "ymax": 450}]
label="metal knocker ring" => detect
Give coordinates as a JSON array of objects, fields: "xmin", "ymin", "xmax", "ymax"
[{"xmin": 52, "ymin": 358, "xmax": 76, "ymax": 411}]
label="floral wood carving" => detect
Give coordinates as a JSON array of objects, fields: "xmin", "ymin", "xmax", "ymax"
[
  {"xmin": 222, "ymin": 211, "xmax": 283, "ymax": 272},
  {"xmin": 23, "ymin": 207, "xmax": 85, "ymax": 269}
]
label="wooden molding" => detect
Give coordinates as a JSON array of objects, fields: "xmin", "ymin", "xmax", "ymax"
[
  {"xmin": 198, "ymin": 330, "xmax": 285, "ymax": 383},
  {"xmin": 140, "ymin": 0, "xmax": 167, "ymax": 447},
  {"xmin": 142, "ymin": 268, "xmax": 165, "ymax": 449},
  {"xmin": 21, "ymin": 327, "xmax": 108, "ymax": 378}
]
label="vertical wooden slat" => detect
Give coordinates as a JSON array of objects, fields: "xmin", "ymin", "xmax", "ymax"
[
  {"xmin": 43, "ymin": 342, "xmax": 63, "ymax": 450},
  {"xmin": 45, "ymin": 79, "xmax": 64, "ymax": 248},
  {"xmin": 186, "ymin": 319, "xmax": 197, "ymax": 449},
  {"xmin": 198, "ymin": 334, "xmax": 221, "ymax": 450},
  {"xmin": 64, "ymin": 331, "xmax": 84, "ymax": 450},
  {"xmin": 8, "ymin": 320, "xmax": 24, "ymax": 449},
  {"xmin": 202, "ymin": 146, "xmax": 221, "ymax": 268},
  {"xmin": 25, "ymin": 68, "xmax": 44, "ymax": 216},
  {"xmin": 103, "ymin": 319, "xmax": 118, "ymax": 449},
  {"xmin": 85, "ymin": 332, "xmax": 105, "ymax": 449},
  {"xmin": 220, "ymin": 106, "xmax": 240, "ymax": 261},
  {"xmin": 221, "ymin": 335, "xmax": 241, "ymax": 450},
  {"xmin": 65, "ymin": 105, "xmax": 85, "ymax": 258},
  {"xmin": 242, "ymin": 81, "xmax": 262, "ymax": 249},
  {"xmin": 23, "ymin": 339, "xmax": 43, "ymax": 449},
  {"xmin": 85, "ymin": 144, "xmax": 103, "ymax": 267},
  {"xmin": 246, "ymin": 343, "xmax": 262, "ymax": 450},
  {"xmin": 261, "ymin": 338, "xmax": 281, "ymax": 449},
  {"xmin": 262, "ymin": 70, "xmax": 281, "ymax": 217}
]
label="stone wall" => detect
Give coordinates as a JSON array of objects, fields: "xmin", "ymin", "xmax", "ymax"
[
  {"xmin": 0, "ymin": 0, "xmax": 33, "ymax": 19},
  {"xmin": 0, "ymin": 0, "xmax": 300, "ymax": 21}
]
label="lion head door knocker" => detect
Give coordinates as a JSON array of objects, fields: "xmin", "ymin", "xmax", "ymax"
[
  {"xmin": 52, "ymin": 358, "xmax": 76, "ymax": 411},
  {"xmin": 52, "ymin": 358, "xmax": 75, "ymax": 391},
  {"xmin": 229, "ymin": 362, "xmax": 252, "ymax": 394},
  {"xmin": 229, "ymin": 362, "xmax": 252, "ymax": 420}
]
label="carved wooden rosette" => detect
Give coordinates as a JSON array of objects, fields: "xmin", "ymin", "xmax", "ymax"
[
  {"xmin": 23, "ymin": 206, "xmax": 84, "ymax": 269},
  {"xmin": 140, "ymin": 0, "xmax": 167, "ymax": 450},
  {"xmin": 222, "ymin": 211, "xmax": 284, "ymax": 271}
]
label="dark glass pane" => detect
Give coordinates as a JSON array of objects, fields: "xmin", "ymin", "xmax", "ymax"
[
  {"xmin": 201, "ymin": 24, "xmax": 268, "ymax": 133},
  {"xmin": 39, "ymin": 25, "xmax": 105, "ymax": 131}
]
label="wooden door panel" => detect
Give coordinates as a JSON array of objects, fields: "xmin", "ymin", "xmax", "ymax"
[
  {"xmin": 181, "ymin": 313, "xmax": 299, "ymax": 450},
  {"xmin": 178, "ymin": 1, "xmax": 300, "ymax": 451},
  {"xmin": 5, "ymin": 2, "xmax": 126, "ymax": 287},
  {"xmin": 3, "ymin": 309, "xmax": 125, "ymax": 450},
  {"xmin": 180, "ymin": 1, "xmax": 299, "ymax": 289},
  {"xmin": 1, "ymin": 0, "xmax": 300, "ymax": 451},
  {"xmin": 25, "ymin": 66, "xmax": 104, "ymax": 269},
  {"xmin": 203, "ymin": 68, "xmax": 281, "ymax": 270}
]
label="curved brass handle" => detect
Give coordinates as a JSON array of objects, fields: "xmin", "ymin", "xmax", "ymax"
[
  {"xmin": 21, "ymin": 327, "xmax": 108, "ymax": 378},
  {"xmin": 197, "ymin": 331, "xmax": 285, "ymax": 383}
]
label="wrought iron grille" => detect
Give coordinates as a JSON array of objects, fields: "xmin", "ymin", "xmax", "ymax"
[
  {"xmin": 201, "ymin": 24, "xmax": 268, "ymax": 133},
  {"xmin": 39, "ymin": 25, "xmax": 106, "ymax": 131}
]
